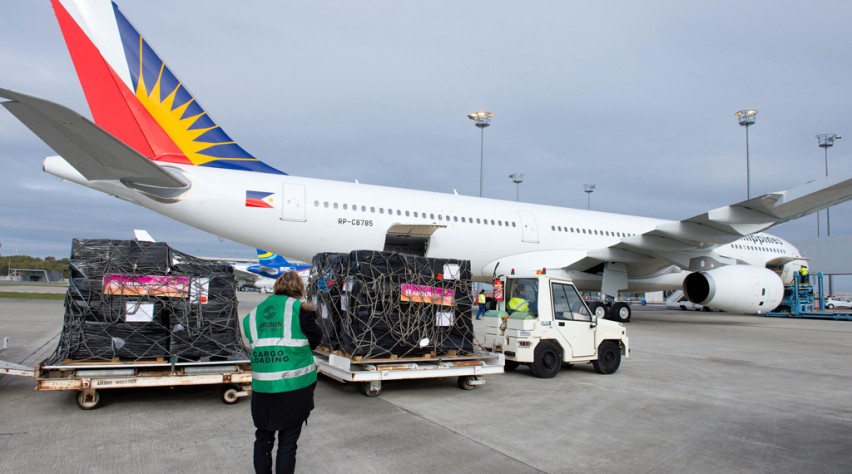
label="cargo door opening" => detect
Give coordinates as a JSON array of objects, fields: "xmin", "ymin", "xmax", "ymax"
[{"xmin": 383, "ymin": 224, "xmax": 445, "ymax": 256}]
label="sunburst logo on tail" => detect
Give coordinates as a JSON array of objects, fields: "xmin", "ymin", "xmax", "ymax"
[{"xmin": 114, "ymin": 6, "xmax": 283, "ymax": 174}]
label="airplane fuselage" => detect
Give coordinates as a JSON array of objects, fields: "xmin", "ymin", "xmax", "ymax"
[{"xmin": 48, "ymin": 158, "xmax": 805, "ymax": 291}]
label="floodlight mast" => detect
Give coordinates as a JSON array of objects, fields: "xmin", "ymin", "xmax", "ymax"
[
  {"xmin": 468, "ymin": 111, "xmax": 494, "ymax": 198},
  {"xmin": 735, "ymin": 109, "xmax": 758, "ymax": 199},
  {"xmin": 509, "ymin": 173, "xmax": 524, "ymax": 201},
  {"xmin": 816, "ymin": 133, "xmax": 841, "ymax": 296},
  {"xmin": 583, "ymin": 183, "xmax": 597, "ymax": 210}
]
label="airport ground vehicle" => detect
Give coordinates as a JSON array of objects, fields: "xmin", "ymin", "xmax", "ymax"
[
  {"xmin": 825, "ymin": 297, "xmax": 852, "ymax": 310},
  {"xmin": 482, "ymin": 274, "xmax": 629, "ymax": 378},
  {"xmin": 0, "ymin": 354, "xmax": 252, "ymax": 410},
  {"xmin": 766, "ymin": 272, "xmax": 852, "ymax": 321}
]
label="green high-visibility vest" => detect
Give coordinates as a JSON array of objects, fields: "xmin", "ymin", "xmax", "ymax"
[{"xmin": 243, "ymin": 295, "xmax": 316, "ymax": 393}]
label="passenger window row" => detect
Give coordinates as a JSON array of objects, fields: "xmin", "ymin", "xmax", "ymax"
[
  {"xmin": 550, "ymin": 225, "xmax": 635, "ymax": 238},
  {"xmin": 313, "ymin": 200, "xmax": 518, "ymax": 228}
]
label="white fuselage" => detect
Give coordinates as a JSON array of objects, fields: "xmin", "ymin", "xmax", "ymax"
[{"xmin": 47, "ymin": 158, "xmax": 806, "ymax": 290}]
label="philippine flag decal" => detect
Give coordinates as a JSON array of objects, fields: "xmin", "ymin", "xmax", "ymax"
[{"xmin": 245, "ymin": 190, "xmax": 275, "ymax": 208}]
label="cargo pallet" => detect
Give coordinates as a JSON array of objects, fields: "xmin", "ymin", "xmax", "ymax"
[
  {"xmin": 1, "ymin": 349, "xmax": 252, "ymax": 410},
  {"xmin": 313, "ymin": 349, "xmax": 504, "ymax": 396}
]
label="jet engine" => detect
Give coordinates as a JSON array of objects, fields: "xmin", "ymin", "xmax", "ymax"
[{"xmin": 683, "ymin": 265, "xmax": 783, "ymax": 314}]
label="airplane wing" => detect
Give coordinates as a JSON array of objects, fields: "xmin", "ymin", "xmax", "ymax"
[
  {"xmin": 232, "ymin": 266, "xmax": 263, "ymax": 282},
  {"xmin": 568, "ymin": 175, "xmax": 852, "ymax": 273},
  {"xmin": 0, "ymin": 88, "xmax": 188, "ymax": 193}
]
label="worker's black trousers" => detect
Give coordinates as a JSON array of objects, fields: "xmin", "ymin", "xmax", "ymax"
[{"xmin": 254, "ymin": 425, "xmax": 302, "ymax": 474}]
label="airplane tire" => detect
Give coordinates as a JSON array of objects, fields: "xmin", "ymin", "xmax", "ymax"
[
  {"xmin": 589, "ymin": 302, "xmax": 609, "ymax": 319},
  {"xmin": 611, "ymin": 302, "xmax": 631, "ymax": 323},
  {"xmin": 530, "ymin": 341, "xmax": 562, "ymax": 378},
  {"xmin": 592, "ymin": 341, "xmax": 621, "ymax": 375}
]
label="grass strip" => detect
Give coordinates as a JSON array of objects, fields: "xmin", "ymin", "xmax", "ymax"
[{"xmin": 0, "ymin": 292, "xmax": 65, "ymax": 300}]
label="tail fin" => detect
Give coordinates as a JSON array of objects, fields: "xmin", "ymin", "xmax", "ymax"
[
  {"xmin": 51, "ymin": 0, "xmax": 282, "ymax": 174},
  {"xmin": 256, "ymin": 250, "xmax": 293, "ymax": 268},
  {"xmin": 257, "ymin": 249, "xmax": 289, "ymax": 267},
  {"xmin": 256, "ymin": 249, "xmax": 310, "ymax": 272}
]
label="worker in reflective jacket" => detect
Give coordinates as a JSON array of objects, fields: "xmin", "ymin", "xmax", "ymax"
[
  {"xmin": 799, "ymin": 265, "xmax": 809, "ymax": 284},
  {"xmin": 244, "ymin": 271, "xmax": 322, "ymax": 474},
  {"xmin": 507, "ymin": 285, "xmax": 530, "ymax": 313}
]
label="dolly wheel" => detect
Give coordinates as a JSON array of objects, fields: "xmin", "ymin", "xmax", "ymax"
[
  {"xmin": 221, "ymin": 385, "xmax": 241, "ymax": 405},
  {"xmin": 457, "ymin": 376, "xmax": 477, "ymax": 390},
  {"xmin": 361, "ymin": 381, "xmax": 382, "ymax": 397},
  {"xmin": 76, "ymin": 389, "xmax": 101, "ymax": 410}
]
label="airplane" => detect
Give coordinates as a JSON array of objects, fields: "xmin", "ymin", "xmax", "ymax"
[
  {"xmin": 232, "ymin": 250, "xmax": 311, "ymax": 292},
  {"xmin": 247, "ymin": 250, "xmax": 312, "ymax": 280},
  {"xmin": 2, "ymin": 0, "xmax": 852, "ymax": 323}
]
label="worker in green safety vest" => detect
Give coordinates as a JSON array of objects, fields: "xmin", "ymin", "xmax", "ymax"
[{"xmin": 244, "ymin": 271, "xmax": 322, "ymax": 474}]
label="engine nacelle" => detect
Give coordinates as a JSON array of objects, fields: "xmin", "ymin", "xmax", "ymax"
[{"xmin": 683, "ymin": 265, "xmax": 783, "ymax": 314}]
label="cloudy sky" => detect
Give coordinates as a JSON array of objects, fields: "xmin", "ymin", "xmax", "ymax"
[{"xmin": 2, "ymin": 1, "xmax": 851, "ymax": 281}]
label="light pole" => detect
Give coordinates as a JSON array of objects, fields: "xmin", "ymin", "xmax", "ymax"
[
  {"xmin": 468, "ymin": 111, "xmax": 494, "ymax": 197},
  {"xmin": 583, "ymin": 184, "xmax": 597, "ymax": 210},
  {"xmin": 816, "ymin": 133, "xmax": 841, "ymax": 296},
  {"xmin": 735, "ymin": 109, "xmax": 758, "ymax": 199},
  {"xmin": 509, "ymin": 173, "xmax": 524, "ymax": 201}
]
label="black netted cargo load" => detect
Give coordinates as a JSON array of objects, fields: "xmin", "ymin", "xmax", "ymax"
[
  {"xmin": 68, "ymin": 320, "xmax": 170, "ymax": 360},
  {"xmin": 46, "ymin": 239, "xmax": 249, "ymax": 364},
  {"xmin": 310, "ymin": 250, "xmax": 474, "ymax": 359},
  {"xmin": 69, "ymin": 239, "xmax": 171, "ymax": 278}
]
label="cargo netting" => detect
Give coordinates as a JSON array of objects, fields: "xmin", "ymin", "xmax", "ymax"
[
  {"xmin": 310, "ymin": 250, "xmax": 474, "ymax": 359},
  {"xmin": 45, "ymin": 239, "xmax": 249, "ymax": 365}
]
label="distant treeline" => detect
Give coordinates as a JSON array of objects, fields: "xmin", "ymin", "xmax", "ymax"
[{"xmin": 0, "ymin": 255, "xmax": 70, "ymax": 278}]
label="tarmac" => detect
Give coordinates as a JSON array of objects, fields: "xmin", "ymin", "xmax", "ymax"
[{"xmin": 1, "ymin": 289, "xmax": 852, "ymax": 473}]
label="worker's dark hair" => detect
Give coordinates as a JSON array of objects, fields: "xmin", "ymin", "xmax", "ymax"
[{"xmin": 479, "ymin": 289, "xmax": 485, "ymax": 293}]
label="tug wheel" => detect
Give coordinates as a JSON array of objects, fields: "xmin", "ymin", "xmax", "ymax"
[
  {"xmin": 592, "ymin": 341, "xmax": 622, "ymax": 375},
  {"xmin": 530, "ymin": 341, "xmax": 562, "ymax": 378}
]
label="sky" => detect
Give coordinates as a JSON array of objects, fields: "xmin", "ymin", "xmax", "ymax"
[{"xmin": 1, "ymin": 1, "xmax": 851, "ymax": 288}]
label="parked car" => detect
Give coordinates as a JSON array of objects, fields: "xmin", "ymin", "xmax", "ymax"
[{"xmin": 824, "ymin": 297, "xmax": 852, "ymax": 310}]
